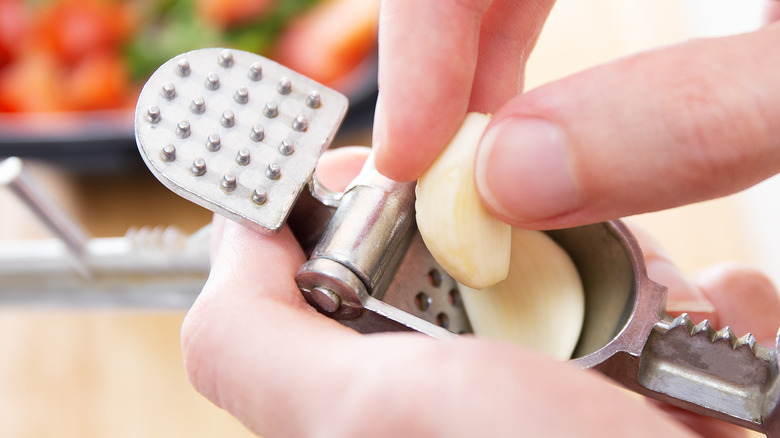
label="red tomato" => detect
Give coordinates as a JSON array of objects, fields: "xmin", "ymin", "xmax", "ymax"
[
  {"xmin": 196, "ymin": 0, "xmax": 276, "ymax": 29},
  {"xmin": 35, "ymin": 0, "xmax": 136, "ymax": 65},
  {"xmin": 0, "ymin": 0, "xmax": 31, "ymax": 68},
  {"xmin": 61, "ymin": 52, "xmax": 132, "ymax": 111},
  {"xmin": 0, "ymin": 53, "xmax": 64, "ymax": 112},
  {"xmin": 275, "ymin": 0, "xmax": 379, "ymax": 86}
]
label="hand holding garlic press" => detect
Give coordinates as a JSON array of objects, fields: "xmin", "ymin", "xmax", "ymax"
[
  {"xmin": 134, "ymin": 0, "xmax": 780, "ymax": 432},
  {"xmin": 130, "ymin": 36, "xmax": 780, "ymax": 435}
]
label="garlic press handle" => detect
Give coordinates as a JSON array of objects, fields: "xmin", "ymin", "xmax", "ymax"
[
  {"xmin": 529, "ymin": 222, "xmax": 779, "ymax": 436},
  {"xmin": 601, "ymin": 314, "xmax": 780, "ymax": 436},
  {"xmin": 561, "ymin": 221, "xmax": 780, "ymax": 436}
]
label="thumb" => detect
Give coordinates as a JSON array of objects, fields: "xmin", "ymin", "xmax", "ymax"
[{"xmin": 475, "ymin": 23, "xmax": 780, "ymax": 229}]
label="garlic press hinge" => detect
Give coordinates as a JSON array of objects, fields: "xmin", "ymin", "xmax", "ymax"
[{"xmin": 294, "ymin": 159, "xmax": 472, "ymax": 338}]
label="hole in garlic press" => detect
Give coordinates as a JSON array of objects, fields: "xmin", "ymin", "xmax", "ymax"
[
  {"xmin": 447, "ymin": 289, "xmax": 461, "ymax": 307},
  {"xmin": 415, "ymin": 292, "xmax": 431, "ymax": 312},
  {"xmin": 436, "ymin": 313, "xmax": 450, "ymax": 329},
  {"xmin": 427, "ymin": 268, "xmax": 442, "ymax": 288}
]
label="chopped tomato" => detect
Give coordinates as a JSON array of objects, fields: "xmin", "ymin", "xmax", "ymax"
[
  {"xmin": 0, "ymin": 53, "xmax": 64, "ymax": 112},
  {"xmin": 34, "ymin": 0, "xmax": 138, "ymax": 66},
  {"xmin": 0, "ymin": 0, "xmax": 31, "ymax": 68},
  {"xmin": 196, "ymin": 0, "xmax": 276, "ymax": 29},
  {"xmin": 61, "ymin": 52, "xmax": 133, "ymax": 111},
  {"xmin": 275, "ymin": 0, "xmax": 379, "ymax": 86}
]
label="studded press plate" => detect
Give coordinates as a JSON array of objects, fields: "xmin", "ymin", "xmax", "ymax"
[{"xmin": 135, "ymin": 48, "xmax": 349, "ymax": 235}]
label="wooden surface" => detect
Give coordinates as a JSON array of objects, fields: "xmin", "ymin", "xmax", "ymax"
[{"xmin": 1, "ymin": 1, "xmax": 776, "ymax": 437}]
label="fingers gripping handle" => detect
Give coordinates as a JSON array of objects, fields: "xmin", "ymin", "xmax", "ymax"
[{"xmin": 637, "ymin": 314, "xmax": 780, "ymax": 435}]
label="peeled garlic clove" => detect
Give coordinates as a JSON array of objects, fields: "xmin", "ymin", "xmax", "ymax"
[
  {"xmin": 460, "ymin": 228, "xmax": 585, "ymax": 360},
  {"xmin": 415, "ymin": 113, "xmax": 511, "ymax": 290}
]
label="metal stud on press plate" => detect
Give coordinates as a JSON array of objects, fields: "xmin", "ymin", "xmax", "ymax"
[
  {"xmin": 190, "ymin": 97, "xmax": 206, "ymax": 114},
  {"xmin": 134, "ymin": 48, "xmax": 349, "ymax": 235}
]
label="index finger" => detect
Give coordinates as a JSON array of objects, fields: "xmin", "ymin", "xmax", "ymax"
[
  {"xmin": 372, "ymin": 0, "xmax": 554, "ymax": 182},
  {"xmin": 372, "ymin": 0, "xmax": 488, "ymax": 182}
]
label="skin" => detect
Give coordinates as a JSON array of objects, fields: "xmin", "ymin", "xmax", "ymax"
[
  {"xmin": 373, "ymin": 1, "xmax": 780, "ymax": 230},
  {"xmin": 182, "ymin": 3, "xmax": 780, "ymax": 436}
]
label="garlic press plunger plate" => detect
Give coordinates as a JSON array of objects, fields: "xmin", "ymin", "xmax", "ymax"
[{"xmin": 135, "ymin": 47, "xmax": 348, "ymax": 236}]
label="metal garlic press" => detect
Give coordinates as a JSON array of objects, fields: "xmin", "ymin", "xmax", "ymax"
[{"xmin": 135, "ymin": 48, "xmax": 780, "ymax": 436}]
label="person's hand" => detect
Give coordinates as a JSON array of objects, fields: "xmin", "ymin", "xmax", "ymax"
[
  {"xmin": 373, "ymin": 2, "xmax": 780, "ymax": 230},
  {"xmin": 182, "ymin": 4, "xmax": 780, "ymax": 436},
  {"xmin": 181, "ymin": 148, "xmax": 780, "ymax": 438},
  {"xmin": 373, "ymin": 0, "xmax": 556, "ymax": 182}
]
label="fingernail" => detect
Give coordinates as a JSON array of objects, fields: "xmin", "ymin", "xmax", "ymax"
[
  {"xmin": 475, "ymin": 119, "xmax": 581, "ymax": 223},
  {"xmin": 646, "ymin": 258, "xmax": 716, "ymax": 314}
]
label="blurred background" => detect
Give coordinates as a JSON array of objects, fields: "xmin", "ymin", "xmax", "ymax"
[{"xmin": 0, "ymin": 0, "xmax": 777, "ymax": 436}]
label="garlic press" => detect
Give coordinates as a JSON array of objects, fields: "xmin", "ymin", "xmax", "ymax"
[{"xmin": 135, "ymin": 48, "xmax": 780, "ymax": 436}]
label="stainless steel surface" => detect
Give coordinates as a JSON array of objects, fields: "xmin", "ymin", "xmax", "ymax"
[
  {"xmin": 0, "ymin": 156, "xmax": 210, "ymax": 307},
  {"xmin": 0, "ymin": 157, "xmax": 91, "ymax": 277},
  {"xmin": 0, "ymin": 225, "xmax": 209, "ymax": 308},
  {"xmin": 301, "ymin": 159, "xmax": 417, "ymax": 297},
  {"xmin": 639, "ymin": 315, "xmax": 779, "ymax": 432},
  {"xmin": 548, "ymin": 221, "xmax": 780, "ymax": 436},
  {"xmin": 135, "ymin": 48, "xmax": 348, "ymax": 236}
]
